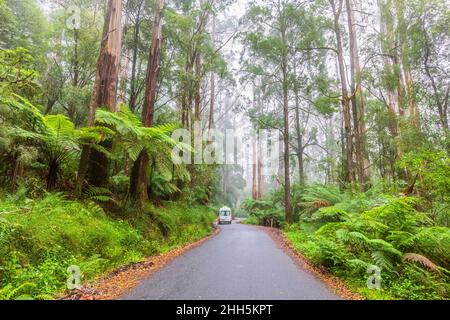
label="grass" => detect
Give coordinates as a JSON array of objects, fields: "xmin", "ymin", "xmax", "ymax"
[{"xmin": 0, "ymin": 192, "xmax": 216, "ymax": 300}]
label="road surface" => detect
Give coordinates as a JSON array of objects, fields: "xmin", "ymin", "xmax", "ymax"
[{"xmin": 122, "ymin": 222, "xmax": 340, "ymax": 300}]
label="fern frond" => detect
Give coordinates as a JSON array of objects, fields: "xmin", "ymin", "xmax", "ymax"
[
  {"xmin": 371, "ymin": 250, "xmax": 395, "ymax": 273},
  {"xmin": 368, "ymin": 238, "xmax": 403, "ymax": 258},
  {"xmin": 403, "ymin": 253, "xmax": 441, "ymax": 273}
]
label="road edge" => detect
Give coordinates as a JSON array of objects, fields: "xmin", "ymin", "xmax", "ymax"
[
  {"xmin": 260, "ymin": 225, "xmax": 363, "ymax": 300},
  {"xmin": 61, "ymin": 225, "xmax": 221, "ymax": 300}
]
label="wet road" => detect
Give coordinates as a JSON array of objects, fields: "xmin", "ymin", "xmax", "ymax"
[{"xmin": 122, "ymin": 222, "xmax": 340, "ymax": 300}]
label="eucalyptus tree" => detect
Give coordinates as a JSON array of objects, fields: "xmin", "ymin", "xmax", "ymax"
[
  {"xmin": 345, "ymin": 0, "xmax": 370, "ymax": 185},
  {"xmin": 0, "ymin": 0, "xmax": 49, "ymax": 64},
  {"xmin": 326, "ymin": 0, "xmax": 355, "ymax": 184},
  {"xmin": 76, "ymin": 0, "xmax": 123, "ymax": 192},
  {"xmin": 129, "ymin": 0, "xmax": 165, "ymax": 203},
  {"xmin": 406, "ymin": 0, "xmax": 450, "ymax": 152},
  {"xmin": 42, "ymin": 0, "xmax": 102, "ymax": 123},
  {"xmin": 242, "ymin": 0, "xmax": 326, "ymax": 223},
  {"xmin": 165, "ymin": 0, "xmax": 228, "ymax": 130},
  {"xmin": 242, "ymin": 0, "xmax": 292, "ymax": 222},
  {"xmin": 122, "ymin": 0, "xmax": 153, "ymax": 111}
]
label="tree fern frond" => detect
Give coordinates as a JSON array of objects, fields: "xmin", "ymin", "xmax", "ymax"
[{"xmin": 43, "ymin": 115, "xmax": 75, "ymax": 137}]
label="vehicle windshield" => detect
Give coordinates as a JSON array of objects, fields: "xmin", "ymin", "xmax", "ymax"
[{"xmin": 220, "ymin": 211, "xmax": 230, "ymax": 216}]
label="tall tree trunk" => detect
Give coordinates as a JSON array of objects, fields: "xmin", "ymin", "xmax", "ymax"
[
  {"xmin": 129, "ymin": 0, "xmax": 165, "ymax": 203},
  {"xmin": 294, "ymin": 92, "xmax": 305, "ymax": 186},
  {"xmin": 279, "ymin": 10, "xmax": 293, "ymax": 223},
  {"xmin": 379, "ymin": 0, "xmax": 408, "ymax": 181},
  {"xmin": 257, "ymin": 88, "xmax": 264, "ymax": 199},
  {"xmin": 194, "ymin": 53, "xmax": 202, "ymax": 122},
  {"xmin": 118, "ymin": 10, "xmax": 130, "ymax": 104},
  {"xmin": 252, "ymin": 135, "xmax": 258, "ymax": 200},
  {"xmin": 346, "ymin": 0, "xmax": 370, "ymax": 186},
  {"xmin": 73, "ymin": 28, "xmax": 79, "ymax": 88},
  {"xmin": 257, "ymin": 135, "xmax": 264, "ymax": 199},
  {"xmin": 423, "ymin": 45, "xmax": 450, "ymax": 152},
  {"xmin": 181, "ymin": 57, "xmax": 194, "ymax": 128},
  {"xmin": 340, "ymin": 116, "xmax": 346, "ymax": 187},
  {"xmin": 128, "ymin": 0, "xmax": 144, "ymax": 111},
  {"xmin": 207, "ymin": 10, "xmax": 216, "ymax": 142},
  {"xmin": 67, "ymin": 28, "xmax": 80, "ymax": 123},
  {"xmin": 331, "ymin": 0, "xmax": 354, "ymax": 184},
  {"xmin": 395, "ymin": 0, "xmax": 420, "ymax": 130},
  {"xmin": 282, "ymin": 77, "xmax": 292, "ymax": 223},
  {"xmin": 76, "ymin": 0, "xmax": 123, "ymax": 193}
]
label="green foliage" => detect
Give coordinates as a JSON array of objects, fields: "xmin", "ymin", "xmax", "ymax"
[
  {"xmin": 95, "ymin": 106, "xmax": 180, "ymax": 160},
  {"xmin": 313, "ymin": 96, "xmax": 339, "ymax": 116},
  {"xmin": 0, "ymin": 192, "xmax": 216, "ymax": 298},
  {"xmin": 241, "ymin": 197, "xmax": 284, "ymax": 227},
  {"xmin": 0, "ymin": 48, "xmax": 39, "ymax": 96},
  {"xmin": 242, "ymin": 215, "xmax": 259, "ymax": 225},
  {"xmin": 310, "ymin": 206, "xmax": 349, "ymax": 223},
  {"xmin": 0, "ymin": 0, "xmax": 49, "ymax": 66},
  {"xmin": 0, "ymin": 282, "xmax": 52, "ymax": 300},
  {"xmin": 301, "ymin": 184, "xmax": 345, "ymax": 207},
  {"xmin": 139, "ymin": 203, "xmax": 215, "ymax": 246},
  {"xmin": 285, "ymin": 191, "xmax": 450, "ymax": 300},
  {"xmin": 0, "ymin": 94, "xmax": 111, "ymax": 190},
  {"xmin": 398, "ymin": 149, "xmax": 450, "ymax": 203}
]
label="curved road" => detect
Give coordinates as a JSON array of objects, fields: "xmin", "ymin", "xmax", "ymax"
[{"xmin": 122, "ymin": 222, "xmax": 340, "ymax": 300}]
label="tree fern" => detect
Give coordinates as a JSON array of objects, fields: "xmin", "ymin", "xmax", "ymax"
[{"xmin": 299, "ymin": 184, "xmax": 347, "ymax": 215}]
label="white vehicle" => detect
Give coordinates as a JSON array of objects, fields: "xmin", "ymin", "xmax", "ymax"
[{"xmin": 218, "ymin": 206, "xmax": 232, "ymax": 225}]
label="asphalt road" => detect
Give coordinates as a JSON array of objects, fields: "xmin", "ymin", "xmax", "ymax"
[{"xmin": 122, "ymin": 222, "xmax": 340, "ymax": 300}]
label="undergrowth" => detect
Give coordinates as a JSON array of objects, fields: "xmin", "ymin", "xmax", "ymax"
[
  {"xmin": 282, "ymin": 186, "xmax": 450, "ymax": 300},
  {"xmin": 0, "ymin": 192, "xmax": 215, "ymax": 300}
]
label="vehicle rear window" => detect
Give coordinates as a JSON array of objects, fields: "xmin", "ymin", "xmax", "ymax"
[{"xmin": 220, "ymin": 211, "xmax": 230, "ymax": 216}]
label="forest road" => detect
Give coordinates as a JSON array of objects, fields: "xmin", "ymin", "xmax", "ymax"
[{"xmin": 122, "ymin": 222, "xmax": 340, "ymax": 300}]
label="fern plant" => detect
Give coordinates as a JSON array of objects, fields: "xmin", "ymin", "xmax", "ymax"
[
  {"xmin": 0, "ymin": 95, "xmax": 112, "ymax": 190},
  {"xmin": 95, "ymin": 107, "xmax": 191, "ymax": 200},
  {"xmin": 0, "ymin": 282, "xmax": 52, "ymax": 300}
]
